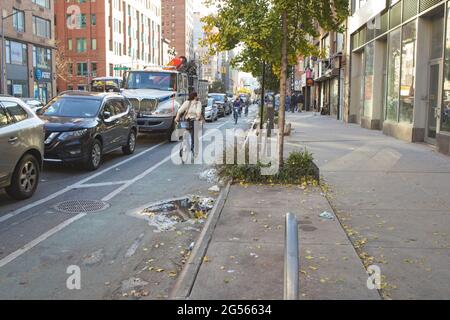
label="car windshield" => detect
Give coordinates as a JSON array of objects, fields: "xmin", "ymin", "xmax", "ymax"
[
  {"xmin": 42, "ymin": 97, "xmax": 101, "ymax": 118},
  {"xmin": 125, "ymin": 72, "xmax": 176, "ymax": 91},
  {"xmin": 207, "ymin": 99, "xmax": 215, "ymax": 107},
  {"xmin": 209, "ymin": 95, "xmax": 225, "ymax": 102}
]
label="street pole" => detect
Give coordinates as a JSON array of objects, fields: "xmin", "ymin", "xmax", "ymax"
[
  {"xmin": 1, "ymin": 17, "xmax": 5, "ymax": 94},
  {"xmin": 260, "ymin": 60, "xmax": 265, "ymax": 130},
  {"xmin": 1, "ymin": 10, "xmax": 32, "ymax": 94}
]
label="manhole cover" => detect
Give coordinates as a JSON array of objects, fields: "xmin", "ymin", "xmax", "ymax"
[{"xmin": 54, "ymin": 200, "xmax": 110, "ymax": 214}]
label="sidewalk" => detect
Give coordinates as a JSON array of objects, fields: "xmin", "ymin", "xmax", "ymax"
[
  {"xmin": 172, "ymin": 183, "xmax": 380, "ymax": 300},
  {"xmin": 285, "ymin": 112, "xmax": 450, "ymax": 299}
]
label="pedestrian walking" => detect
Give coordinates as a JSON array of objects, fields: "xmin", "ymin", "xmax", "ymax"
[
  {"xmin": 291, "ymin": 94, "xmax": 298, "ymax": 113},
  {"xmin": 285, "ymin": 94, "xmax": 291, "ymax": 112},
  {"xmin": 299, "ymin": 93, "xmax": 305, "ymax": 112}
]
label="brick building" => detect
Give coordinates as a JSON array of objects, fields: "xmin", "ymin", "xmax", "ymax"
[
  {"xmin": 161, "ymin": 0, "xmax": 194, "ymax": 61},
  {"xmin": 0, "ymin": 0, "xmax": 56, "ymax": 102},
  {"xmin": 55, "ymin": 0, "xmax": 162, "ymax": 92}
]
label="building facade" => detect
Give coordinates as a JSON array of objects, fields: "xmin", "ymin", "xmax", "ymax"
[
  {"xmin": 0, "ymin": 0, "xmax": 56, "ymax": 102},
  {"xmin": 348, "ymin": 0, "xmax": 450, "ymax": 155},
  {"xmin": 55, "ymin": 0, "xmax": 162, "ymax": 92},
  {"xmin": 161, "ymin": 0, "xmax": 194, "ymax": 61}
]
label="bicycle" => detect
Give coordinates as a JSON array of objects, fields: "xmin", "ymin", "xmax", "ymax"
[{"xmin": 177, "ymin": 120, "xmax": 195, "ymax": 164}]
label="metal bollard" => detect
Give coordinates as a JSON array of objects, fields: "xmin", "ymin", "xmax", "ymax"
[{"xmin": 284, "ymin": 212, "xmax": 299, "ymax": 300}]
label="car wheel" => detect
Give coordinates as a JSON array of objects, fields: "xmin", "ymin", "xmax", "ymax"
[
  {"xmin": 84, "ymin": 139, "xmax": 102, "ymax": 171},
  {"xmin": 122, "ymin": 130, "xmax": 137, "ymax": 155},
  {"xmin": 5, "ymin": 154, "xmax": 40, "ymax": 200}
]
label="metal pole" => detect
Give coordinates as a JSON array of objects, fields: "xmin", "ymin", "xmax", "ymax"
[
  {"xmin": 1, "ymin": 17, "xmax": 5, "ymax": 94},
  {"xmin": 260, "ymin": 60, "xmax": 265, "ymax": 130},
  {"xmin": 284, "ymin": 212, "xmax": 299, "ymax": 300}
]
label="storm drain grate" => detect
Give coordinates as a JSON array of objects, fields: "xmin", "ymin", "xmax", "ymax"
[{"xmin": 54, "ymin": 200, "xmax": 110, "ymax": 214}]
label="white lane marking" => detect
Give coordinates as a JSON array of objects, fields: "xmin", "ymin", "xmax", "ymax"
[
  {"xmin": 73, "ymin": 181, "xmax": 131, "ymax": 188},
  {"xmin": 0, "ymin": 120, "xmax": 232, "ymax": 269},
  {"xmin": 102, "ymin": 120, "xmax": 231, "ymax": 202},
  {"xmin": 0, "ymin": 142, "xmax": 165, "ymax": 224},
  {"xmin": 0, "ymin": 213, "xmax": 86, "ymax": 268}
]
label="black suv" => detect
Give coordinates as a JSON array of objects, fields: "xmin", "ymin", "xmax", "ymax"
[{"xmin": 39, "ymin": 91, "xmax": 137, "ymax": 170}]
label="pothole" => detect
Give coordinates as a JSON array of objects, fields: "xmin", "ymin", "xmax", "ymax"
[
  {"xmin": 128, "ymin": 195, "xmax": 215, "ymax": 232},
  {"xmin": 54, "ymin": 200, "xmax": 110, "ymax": 214}
]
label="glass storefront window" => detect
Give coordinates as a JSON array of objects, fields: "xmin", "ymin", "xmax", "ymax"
[
  {"xmin": 5, "ymin": 41, "xmax": 27, "ymax": 65},
  {"xmin": 363, "ymin": 42, "xmax": 374, "ymax": 117},
  {"xmin": 33, "ymin": 46, "xmax": 52, "ymax": 69},
  {"xmin": 399, "ymin": 21, "xmax": 416, "ymax": 124},
  {"xmin": 442, "ymin": 7, "xmax": 450, "ymax": 132},
  {"xmin": 386, "ymin": 28, "xmax": 401, "ymax": 122}
]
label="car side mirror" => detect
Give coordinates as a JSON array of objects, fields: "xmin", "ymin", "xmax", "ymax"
[{"xmin": 103, "ymin": 111, "xmax": 111, "ymax": 120}]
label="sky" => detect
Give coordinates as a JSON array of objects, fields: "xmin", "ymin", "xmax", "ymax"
[{"xmin": 198, "ymin": 0, "xmax": 217, "ymax": 16}]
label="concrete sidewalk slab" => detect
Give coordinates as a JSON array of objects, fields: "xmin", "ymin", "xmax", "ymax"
[
  {"xmin": 285, "ymin": 112, "xmax": 450, "ymax": 299},
  {"xmin": 186, "ymin": 184, "xmax": 380, "ymax": 300}
]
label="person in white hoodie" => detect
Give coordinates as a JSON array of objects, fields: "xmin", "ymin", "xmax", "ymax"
[{"xmin": 175, "ymin": 92, "xmax": 203, "ymax": 154}]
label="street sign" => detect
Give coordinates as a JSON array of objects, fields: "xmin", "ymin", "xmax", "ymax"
[{"xmin": 113, "ymin": 67, "xmax": 130, "ymax": 71}]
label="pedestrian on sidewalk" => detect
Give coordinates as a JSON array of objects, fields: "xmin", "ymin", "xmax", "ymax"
[
  {"xmin": 285, "ymin": 94, "xmax": 291, "ymax": 112},
  {"xmin": 291, "ymin": 93, "xmax": 298, "ymax": 113},
  {"xmin": 299, "ymin": 93, "xmax": 305, "ymax": 112}
]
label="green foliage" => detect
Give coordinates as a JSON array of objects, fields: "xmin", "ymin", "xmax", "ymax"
[
  {"xmin": 217, "ymin": 150, "xmax": 317, "ymax": 184},
  {"xmin": 201, "ymin": 0, "xmax": 349, "ymax": 79},
  {"xmin": 209, "ymin": 80, "xmax": 226, "ymax": 93}
]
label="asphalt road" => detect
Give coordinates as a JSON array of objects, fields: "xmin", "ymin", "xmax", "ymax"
[{"xmin": 0, "ymin": 106, "xmax": 258, "ymax": 299}]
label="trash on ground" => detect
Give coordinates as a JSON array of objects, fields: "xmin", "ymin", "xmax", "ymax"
[
  {"xmin": 129, "ymin": 195, "xmax": 216, "ymax": 232},
  {"xmin": 199, "ymin": 168, "xmax": 219, "ymax": 184},
  {"xmin": 319, "ymin": 211, "xmax": 335, "ymax": 220},
  {"xmin": 250, "ymin": 253, "xmax": 259, "ymax": 258},
  {"xmin": 188, "ymin": 242, "xmax": 195, "ymax": 251},
  {"xmin": 208, "ymin": 185, "xmax": 220, "ymax": 192}
]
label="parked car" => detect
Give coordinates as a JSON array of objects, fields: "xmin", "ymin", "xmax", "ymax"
[
  {"xmin": 0, "ymin": 96, "xmax": 44, "ymax": 200},
  {"xmin": 22, "ymin": 98, "xmax": 44, "ymax": 114},
  {"xmin": 204, "ymin": 98, "xmax": 219, "ymax": 122},
  {"xmin": 38, "ymin": 91, "xmax": 138, "ymax": 171},
  {"xmin": 208, "ymin": 93, "xmax": 231, "ymax": 116}
]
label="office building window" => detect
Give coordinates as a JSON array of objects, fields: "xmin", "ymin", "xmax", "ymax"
[
  {"xmin": 76, "ymin": 38, "xmax": 87, "ymax": 52},
  {"xmin": 32, "ymin": 0, "xmax": 50, "ymax": 9},
  {"xmin": 32, "ymin": 16, "xmax": 51, "ymax": 38},
  {"xmin": 77, "ymin": 63, "xmax": 88, "ymax": 76},
  {"xmin": 13, "ymin": 9, "xmax": 25, "ymax": 33}
]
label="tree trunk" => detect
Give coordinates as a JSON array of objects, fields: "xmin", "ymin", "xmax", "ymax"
[{"xmin": 278, "ymin": 10, "xmax": 288, "ymax": 168}]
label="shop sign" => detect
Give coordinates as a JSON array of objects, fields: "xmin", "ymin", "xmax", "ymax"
[
  {"xmin": 41, "ymin": 71, "xmax": 51, "ymax": 80},
  {"xmin": 35, "ymin": 69, "xmax": 43, "ymax": 81},
  {"xmin": 35, "ymin": 69, "xmax": 51, "ymax": 81}
]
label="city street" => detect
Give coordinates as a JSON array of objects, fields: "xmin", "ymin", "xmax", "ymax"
[{"xmin": 0, "ymin": 107, "xmax": 257, "ymax": 299}]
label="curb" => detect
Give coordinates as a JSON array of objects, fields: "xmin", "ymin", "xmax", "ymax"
[{"xmin": 169, "ymin": 180, "xmax": 232, "ymax": 300}]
